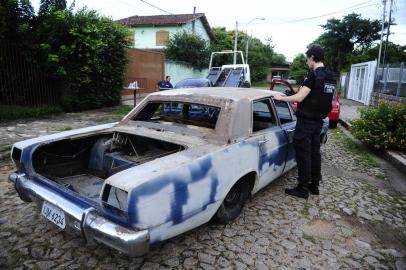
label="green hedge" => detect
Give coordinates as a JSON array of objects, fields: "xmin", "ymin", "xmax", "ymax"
[
  {"xmin": 351, "ymin": 102, "xmax": 406, "ymax": 151},
  {"xmin": 35, "ymin": 8, "xmax": 130, "ymax": 111}
]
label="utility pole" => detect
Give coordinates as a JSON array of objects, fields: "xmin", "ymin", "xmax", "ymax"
[
  {"xmin": 382, "ymin": 0, "xmax": 394, "ymax": 68},
  {"xmin": 233, "ymin": 21, "xmax": 238, "ymax": 65},
  {"xmin": 192, "ymin": 6, "xmax": 196, "ymax": 35},
  {"xmin": 377, "ymin": 0, "xmax": 387, "ymax": 79}
]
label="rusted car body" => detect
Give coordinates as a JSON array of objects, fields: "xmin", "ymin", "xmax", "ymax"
[{"xmin": 9, "ymin": 88, "xmax": 328, "ymax": 256}]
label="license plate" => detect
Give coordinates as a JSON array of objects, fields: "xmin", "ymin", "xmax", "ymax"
[{"xmin": 41, "ymin": 201, "xmax": 66, "ymax": 229}]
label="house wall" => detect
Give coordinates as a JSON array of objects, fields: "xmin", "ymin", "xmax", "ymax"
[
  {"xmin": 165, "ymin": 60, "xmax": 209, "ymax": 86},
  {"xmin": 131, "ymin": 18, "xmax": 210, "ymax": 49}
]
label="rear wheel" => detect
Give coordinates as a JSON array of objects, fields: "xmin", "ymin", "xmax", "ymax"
[
  {"xmin": 213, "ymin": 180, "xmax": 250, "ymax": 224},
  {"xmin": 329, "ymin": 120, "xmax": 338, "ymax": 128}
]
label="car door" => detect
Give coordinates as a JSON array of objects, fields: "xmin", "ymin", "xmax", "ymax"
[
  {"xmin": 251, "ymin": 98, "xmax": 289, "ymax": 190},
  {"xmin": 272, "ymin": 99, "xmax": 297, "ymax": 172}
]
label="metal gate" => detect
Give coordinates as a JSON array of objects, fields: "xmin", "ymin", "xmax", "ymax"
[{"xmin": 347, "ymin": 60, "xmax": 376, "ymax": 105}]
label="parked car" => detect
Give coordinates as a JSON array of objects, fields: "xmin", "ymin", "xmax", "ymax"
[
  {"xmin": 269, "ymin": 79, "xmax": 340, "ymax": 128},
  {"xmin": 175, "ymin": 78, "xmax": 213, "ymax": 88},
  {"xmin": 287, "ymin": 77, "xmax": 297, "ymax": 85},
  {"xmin": 9, "ymin": 88, "xmax": 328, "ymax": 257}
]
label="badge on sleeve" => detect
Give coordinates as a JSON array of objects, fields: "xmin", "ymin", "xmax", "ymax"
[{"xmin": 324, "ymin": 83, "xmax": 335, "ymax": 94}]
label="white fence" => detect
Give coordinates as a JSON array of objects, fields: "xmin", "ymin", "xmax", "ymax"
[{"xmin": 347, "ymin": 60, "xmax": 377, "ymax": 105}]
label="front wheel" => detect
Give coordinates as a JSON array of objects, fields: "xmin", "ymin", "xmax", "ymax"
[{"xmin": 212, "ymin": 180, "xmax": 250, "ymax": 224}]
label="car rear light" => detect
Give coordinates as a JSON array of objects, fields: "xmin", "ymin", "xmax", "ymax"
[
  {"xmin": 101, "ymin": 185, "xmax": 128, "ymax": 215},
  {"xmin": 12, "ymin": 147, "xmax": 22, "ymax": 162}
]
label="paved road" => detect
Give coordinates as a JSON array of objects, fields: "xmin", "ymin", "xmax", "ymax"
[{"xmin": 0, "ymin": 113, "xmax": 405, "ymax": 269}]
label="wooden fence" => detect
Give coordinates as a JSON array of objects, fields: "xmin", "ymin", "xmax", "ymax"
[{"xmin": 0, "ymin": 42, "xmax": 60, "ymax": 107}]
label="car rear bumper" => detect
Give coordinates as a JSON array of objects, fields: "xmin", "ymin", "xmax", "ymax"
[{"xmin": 9, "ymin": 172, "xmax": 149, "ymax": 257}]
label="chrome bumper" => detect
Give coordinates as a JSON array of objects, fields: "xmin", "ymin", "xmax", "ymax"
[{"xmin": 9, "ymin": 172, "xmax": 149, "ymax": 257}]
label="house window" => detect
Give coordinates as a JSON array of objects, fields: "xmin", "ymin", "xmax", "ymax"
[{"xmin": 156, "ymin": 30, "xmax": 169, "ymax": 46}]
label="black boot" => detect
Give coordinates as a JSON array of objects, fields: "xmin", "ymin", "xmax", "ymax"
[
  {"xmin": 285, "ymin": 185, "xmax": 309, "ymax": 199},
  {"xmin": 308, "ymin": 183, "xmax": 319, "ymax": 195}
]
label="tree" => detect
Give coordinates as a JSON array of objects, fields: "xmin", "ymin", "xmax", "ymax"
[
  {"xmin": 38, "ymin": 0, "xmax": 66, "ymax": 15},
  {"xmin": 271, "ymin": 53, "xmax": 286, "ymax": 64},
  {"xmin": 348, "ymin": 42, "xmax": 406, "ymax": 64},
  {"xmin": 165, "ymin": 31, "xmax": 210, "ymax": 70},
  {"xmin": 289, "ymin": 54, "xmax": 308, "ymax": 83},
  {"xmin": 0, "ymin": 0, "xmax": 34, "ymax": 45},
  {"xmin": 313, "ymin": 13, "xmax": 381, "ymax": 71}
]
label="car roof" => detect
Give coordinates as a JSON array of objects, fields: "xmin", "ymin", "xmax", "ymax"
[{"xmin": 149, "ymin": 87, "xmax": 282, "ymax": 102}]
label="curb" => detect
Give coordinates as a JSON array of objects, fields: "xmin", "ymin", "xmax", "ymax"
[
  {"xmin": 338, "ymin": 118, "xmax": 351, "ymax": 129},
  {"xmin": 384, "ymin": 151, "xmax": 406, "ymax": 176},
  {"xmin": 339, "ymin": 118, "xmax": 406, "ymax": 176}
]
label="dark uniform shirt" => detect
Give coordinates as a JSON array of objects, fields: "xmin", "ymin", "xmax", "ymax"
[
  {"xmin": 297, "ymin": 67, "xmax": 335, "ymax": 120},
  {"xmin": 157, "ymin": 80, "xmax": 173, "ymax": 90}
]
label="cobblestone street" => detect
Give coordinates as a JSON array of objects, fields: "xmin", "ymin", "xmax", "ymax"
[{"xmin": 1, "ymin": 112, "xmax": 406, "ymax": 269}]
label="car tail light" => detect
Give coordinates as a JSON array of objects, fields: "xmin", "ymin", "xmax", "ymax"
[{"xmin": 101, "ymin": 185, "xmax": 128, "ymax": 215}]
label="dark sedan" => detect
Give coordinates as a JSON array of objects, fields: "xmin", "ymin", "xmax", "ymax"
[{"xmin": 174, "ymin": 78, "xmax": 213, "ymax": 88}]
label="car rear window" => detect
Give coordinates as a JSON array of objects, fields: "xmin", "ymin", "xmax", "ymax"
[{"xmin": 133, "ymin": 102, "xmax": 220, "ymax": 129}]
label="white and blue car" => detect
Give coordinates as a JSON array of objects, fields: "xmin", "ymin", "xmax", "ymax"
[{"xmin": 9, "ymin": 88, "xmax": 328, "ymax": 256}]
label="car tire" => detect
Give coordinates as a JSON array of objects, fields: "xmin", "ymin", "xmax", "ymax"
[
  {"xmin": 212, "ymin": 179, "xmax": 250, "ymax": 224},
  {"xmin": 329, "ymin": 120, "xmax": 338, "ymax": 129}
]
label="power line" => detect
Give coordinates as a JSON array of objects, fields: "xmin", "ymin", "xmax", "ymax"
[
  {"xmin": 140, "ymin": 0, "xmax": 172, "ymax": 15},
  {"xmin": 273, "ymin": 0, "xmax": 378, "ymax": 25}
]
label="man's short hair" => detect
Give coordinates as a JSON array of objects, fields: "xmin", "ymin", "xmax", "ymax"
[
  {"xmin": 165, "ymin": 75, "xmax": 171, "ymax": 80},
  {"xmin": 306, "ymin": 44, "xmax": 324, "ymax": 62}
]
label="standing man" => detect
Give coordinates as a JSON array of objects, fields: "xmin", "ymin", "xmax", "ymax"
[
  {"xmin": 157, "ymin": 75, "xmax": 173, "ymax": 91},
  {"xmin": 274, "ymin": 44, "xmax": 335, "ymax": 199}
]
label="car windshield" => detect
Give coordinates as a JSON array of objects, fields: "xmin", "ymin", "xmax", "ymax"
[
  {"xmin": 175, "ymin": 79, "xmax": 210, "ymax": 88},
  {"xmin": 133, "ymin": 102, "xmax": 221, "ymax": 129}
]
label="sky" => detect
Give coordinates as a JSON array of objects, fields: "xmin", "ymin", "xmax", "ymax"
[{"xmin": 30, "ymin": 0, "xmax": 406, "ymax": 61}]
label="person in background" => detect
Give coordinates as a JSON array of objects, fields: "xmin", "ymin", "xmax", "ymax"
[
  {"xmin": 157, "ymin": 75, "xmax": 173, "ymax": 91},
  {"xmin": 273, "ymin": 44, "xmax": 336, "ymax": 199}
]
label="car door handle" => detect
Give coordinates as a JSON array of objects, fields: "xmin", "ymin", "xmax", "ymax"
[
  {"xmin": 286, "ymin": 129, "xmax": 295, "ymax": 133},
  {"xmin": 258, "ymin": 139, "xmax": 269, "ymax": 144}
]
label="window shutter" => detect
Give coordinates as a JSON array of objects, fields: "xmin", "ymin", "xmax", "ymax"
[{"xmin": 156, "ymin": 31, "xmax": 169, "ymax": 46}]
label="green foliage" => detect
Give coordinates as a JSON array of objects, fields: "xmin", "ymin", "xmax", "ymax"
[
  {"xmin": 1, "ymin": 2, "xmax": 129, "ymax": 112},
  {"xmin": 351, "ymin": 103, "xmax": 406, "ymax": 151},
  {"xmin": 348, "ymin": 42, "xmax": 406, "ymax": 64},
  {"xmin": 313, "ymin": 13, "xmax": 381, "ymax": 71},
  {"xmin": 0, "ymin": 105, "xmax": 63, "ymax": 120},
  {"xmin": 0, "ymin": 0, "xmax": 35, "ymax": 46},
  {"xmin": 38, "ymin": 0, "xmax": 66, "ymax": 15},
  {"xmin": 271, "ymin": 53, "xmax": 286, "ymax": 64},
  {"xmin": 35, "ymin": 8, "xmax": 130, "ymax": 111},
  {"xmin": 165, "ymin": 31, "xmax": 210, "ymax": 70},
  {"xmin": 290, "ymin": 54, "xmax": 308, "ymax": 83}
]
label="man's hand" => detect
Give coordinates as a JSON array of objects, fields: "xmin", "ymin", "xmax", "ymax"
[{"xmin": 273, "ymin": 94, "xmax": 284, "ymax": 101}]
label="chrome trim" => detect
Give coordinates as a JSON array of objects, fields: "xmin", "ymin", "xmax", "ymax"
[
  {"xmin": 9, "ymin": 172, "xmax": 25, "ymax": 184},
  {"xmin": 9, "ymin": 173, "xmax": 150, "ymax": 257}
]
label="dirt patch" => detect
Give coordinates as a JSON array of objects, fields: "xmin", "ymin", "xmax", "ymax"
[
  {"xmin": 340, "ymin": 215, "xmax": 406, "ymax": 253},
  {"xmin": 302, "ymin": 219, "xmax": 336, "ymax": 239}
]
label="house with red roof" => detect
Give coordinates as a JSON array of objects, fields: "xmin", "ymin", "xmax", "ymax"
[{"xmin": 116, "ymin": 13, "xmax": 214, "ymax": 49}]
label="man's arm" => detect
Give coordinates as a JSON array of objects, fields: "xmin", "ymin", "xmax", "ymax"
[{"xmin": 274, "ymin": 86, "xmax": 311, "ymax": 102}]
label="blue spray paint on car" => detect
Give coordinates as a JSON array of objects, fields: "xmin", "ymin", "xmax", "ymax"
[{"xmin": 128, "ymin": 156, "xmax": 218, "ymax": 226}]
